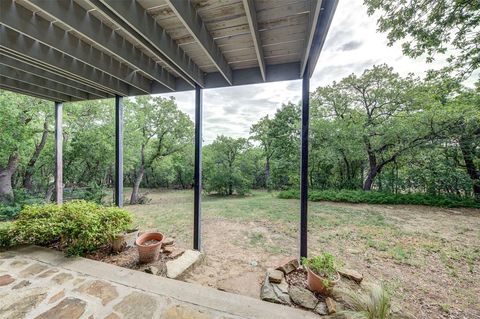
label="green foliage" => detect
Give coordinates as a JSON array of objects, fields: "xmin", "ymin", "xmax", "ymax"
[
  {"xmin": 0, "ymin": 189, "xmax": 45, "ymax": 221},
  {"xmin": 0, "ymin": 222, "xmax": 15, "ymax": 248},
  {"xmin": 83, "ymin": 182, "xmax": 107, "ymax": 204},
  {"xmin": 0, "ymin": 204, "xmax": 21, "ymax": 221},
  {"xmin": 302, "ymin": 252, "xmax": 337, "ymax": 281},
  {"xmin": 204, "ymin": 136, "xmax": 252, "ymax": 195},
  {"xmin": 364, "ymin": 0, "xmax": 480, "ymax": 77},
  {"xmin": 278, "ymin": 189, "xmax": 480, "ymax": 208},
  {"xmin": 11, "ymin": 201, "xmax": 132, "ymax": 256}
]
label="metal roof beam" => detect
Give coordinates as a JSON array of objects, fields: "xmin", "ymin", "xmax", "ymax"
[
  {"xmin": 242, "ymin": 0, "xmax": 266, "ymax": 81},
  {"xmin": 0, "ymin": 76, "xmax": 75, "ymax": 102},
  {"xmin": 0, "ymin": 64, "xmax": 89, "ymax": 100},
  {"xmin": 305, "ymin": 0, "xmax": 338, "ymax": 78},
  {"xmin": 0, "ymin": 26, "xmax": 132, "ymax": 96},
  {"xmin": 165, "ymin": 0, "xmax": 233, "ymax": 85},
  {"xmin": 0, "ymin": 1, "xmax": 150, "ymax": 94},
  {"xmin": 28, "ymin": 0, "xmax": 175, "ymax": 91},
  {"xmin": 0, "ymin": 54, "xmax": 110, "ymax": 99},
  {"xmin": 300, "ymin": 0, "xmax": 322, "ymax": 77},
  {"xmin": 93, "ymin": 0, "xmax": 204, "ymax": 88}
]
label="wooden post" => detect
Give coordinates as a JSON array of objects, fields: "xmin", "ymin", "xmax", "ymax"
[{"xmin": 54, "ymin": 101, "xmax": 63, "ymax": 204}]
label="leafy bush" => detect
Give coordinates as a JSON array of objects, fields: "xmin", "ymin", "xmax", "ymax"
[
  {"xmin": 82, "ymin": 182, "xmax": 107, "ymax": 204},
  {"xmin": 0, "ymin": 204, "xmax": 21, "ymax": 221},
  {"xmin": 9, "ymin": 200, "xmax": 132, "ymax": 256},
  {"xmin": 0, "ymin": 222, "xmax": 16, "ymax": 248},
  {"xmin": 0, "ymin": 189, "xmax": 45, "ymax": 221},
  {"xmin": 278, "ymin": 189, "xmax": 480, "ymax": 208}
]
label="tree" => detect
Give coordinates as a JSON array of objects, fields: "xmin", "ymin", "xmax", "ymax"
[
  {"xmin": 63, "ymin": 99, "xmax": 115, "ymax": 188},
  {"xmin": 203, "ymin": 136, "xmax": 251, "ymax": 195},
  {"xmin": 312, "ymin": 65, "xmax": 439, "ymax": 191},
  {"xmin": 126, "ymin": 96, "xmax": 193, "ymax": 204},
  {"xmin": 440, "ymin": 89, "xmax": 480, "ymax": 199},
  {"xmin": 269, "ymin": 102, "xmax": 300, "ymax": 189},
  {"xmin": 0, "ymin": 91, "xmax": 50, "ymax": 202},
  {"xmin": 250, "ymin": 116, "xmax": 275, "ymax": 188},
  {"xmin": 22, "ymin": 115, "xmax": 50, "ymax": 192},
  {"xmin": 364, "ymin": 0, "xmax": 480, "ymax": 77}
]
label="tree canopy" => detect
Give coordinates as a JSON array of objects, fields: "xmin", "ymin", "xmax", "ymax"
[{"xmin": 364, "ymin": 0, "xmax": 480, "ymax": 77}]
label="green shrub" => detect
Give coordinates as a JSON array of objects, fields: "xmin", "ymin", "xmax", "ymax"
[
  {"xmin": 0, "ymin": 204, "xmax": 21, "ymax": 221},
  {"xmin": 278, "ymin": 189, "xmax": 480, "ymax": 208},
  {"xmin": 11, "ymin": 200, "xmax": 132, "ymax": 256},
  {"xmin": 0, "ymin": 222, "xmax": 16, "ymax": 248},
  {"xmin": 0, "ymin": 189, "xmax": 45, "ymax": 221}
]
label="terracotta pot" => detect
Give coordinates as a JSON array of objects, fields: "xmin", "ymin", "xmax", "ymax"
[
  {"xmin": 135, "ymin": 231, "xmax": 164, "ymax": 263},
  {"xmin": 306, "ymin": 267, "xmax": 340, "ymax": 295}
]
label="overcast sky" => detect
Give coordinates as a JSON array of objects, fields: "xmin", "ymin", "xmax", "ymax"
[{"xmin": 155, "ymin": 0, "xmax": 451, "ymax": 144}]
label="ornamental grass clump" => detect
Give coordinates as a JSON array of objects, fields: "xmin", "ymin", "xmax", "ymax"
[
  {"xmin": 334, "ymin": 284, "xmax": 410, "ymax": 319},
  {"xmin": 7, "ymin": 200, "xmax": 132, "ymax": 256}
]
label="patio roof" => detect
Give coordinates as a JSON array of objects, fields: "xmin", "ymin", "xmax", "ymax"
[{"xmin": 0, "ymin": 0, "xmax": 337, "ymax": 102}]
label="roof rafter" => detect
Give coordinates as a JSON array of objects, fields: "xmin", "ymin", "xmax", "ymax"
[
  {"xmin": 242, "ymin": 0, "xmax": 266, "ymax": 81},
  {"xmin": 0, "ymin": 26, "xmax": 131, "ymax": 96},
  {"xmin": 305, "ymin": 0, "xmax": 338, "ymax": 78},
  {"xmin": 93, "ymin": 0, "xmax": 204, "ymax": 88},
  {"xmin": 27, "ymin": 0, "xmax": 175, "ymax": 91},
  {"xmin": 0, "ymin": 1, "xmax": 151, "ymax": 94},
  {"xmin": 165, "ymin": 0, "xmax": 233, "ymax": 85},
  {"xmin": 0, "ymin": 64, "xmax": 90, "ymax": 100},
  {"xmin": 300, "ymin": 0, "xmax": 322, "ymax": 77},
  {"xmin": 0, "ymin": 76, "xmax": 75, "ymax": 102},
  {"xmin": 0, "ymin": 54, "xmax": 110, "ymax": 99}
]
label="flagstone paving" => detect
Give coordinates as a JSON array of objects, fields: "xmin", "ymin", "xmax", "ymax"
[{"xmin": 0, "ymin": 246, "xmax": 319, "ymax": 319}]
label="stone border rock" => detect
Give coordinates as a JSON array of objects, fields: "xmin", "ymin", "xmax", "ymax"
[{"xmin": 261, "ymin": 258, "xmax": 367, "ymax": 317}]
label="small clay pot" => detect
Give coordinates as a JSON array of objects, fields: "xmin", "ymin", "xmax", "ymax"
[
  {"xmin": 306, "ymin": 267, "xmax": 340, "ymax": 295},
  {"xmin": 135, "ymin": 232, "xmax": 164, "ymax": 264}
]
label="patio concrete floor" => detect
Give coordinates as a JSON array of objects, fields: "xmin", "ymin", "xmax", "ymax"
[{"xmin": 0, "ymin": 246, "xmax": 318, "ymax": 319}]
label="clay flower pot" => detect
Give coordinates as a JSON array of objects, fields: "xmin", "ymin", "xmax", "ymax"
[
  {"xmin": 135, "ymin": 231, "xmax": 164, "ymax": 264},
  {"xmin": 306, "ymin": 267, "xmax": 340, "ymax": 295}
]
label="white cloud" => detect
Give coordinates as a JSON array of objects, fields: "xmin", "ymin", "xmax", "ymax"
[{"xmin": 155, "ymin": 0, "xmax": 463, "ymax": 143}]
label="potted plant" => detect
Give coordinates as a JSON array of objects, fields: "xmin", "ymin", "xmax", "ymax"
[
  {"xmin": 302, "ymin": 252, "xmax": 340, "ymax": 295},
  {"xmin": 135, "ymin": 231, "xmax": 164, "ymax": 263}
]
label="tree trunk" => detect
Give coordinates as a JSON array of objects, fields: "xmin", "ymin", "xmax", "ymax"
[
  {"xmin": 363, "ymin": 166, "xmax": 379, "ymax": 191},
  {"xmin": 265, "ymin": 157, "xmax": 270, "ymax": 188},
  {"xmin": 23, "ymin": 118, "xmax": 49, "ymax": 191},
  {"xmin": 130, "ymin": 165, "xmax": 145, "ymax": 204},
  {"xmin": 130, "ymin": 145, "xmax": 146, "ymax": 204},
  {"xmin": 0, "ymin": 153, "xmax": 20, "ymax": 203},
  {"xmin": 459, "ymin": 136, "xmax": 480, "ymax": 200},
  {"xmin": 45, "ymin": 184, "xmax": 54, "ymax": 203},
  {"xmin": 363, "ymin": 137, "xmax": 378, "ymax": 191}
]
